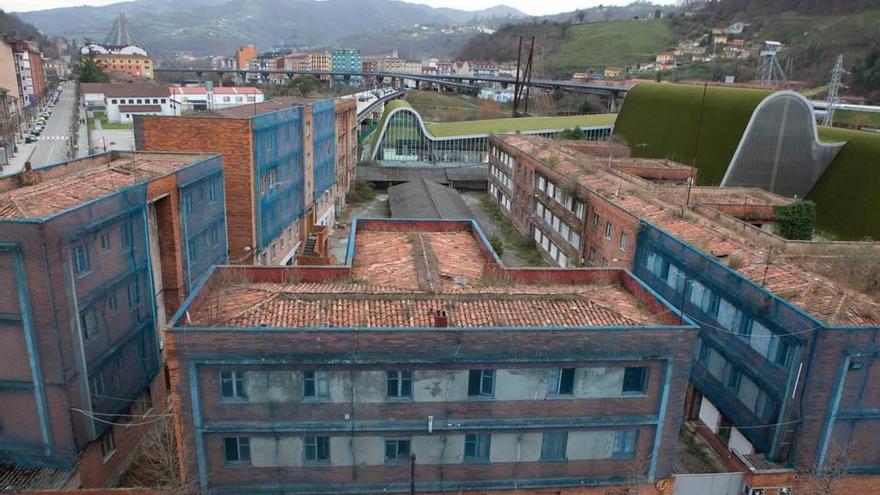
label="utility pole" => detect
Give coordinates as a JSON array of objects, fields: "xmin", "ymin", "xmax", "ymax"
[
  {"xmin": 512, "ymin": 36, "xmax": 535, "ymax": 117},
  {"xmin": 823, "ymin": 54, "xmax": 845, "ymax": 127}
]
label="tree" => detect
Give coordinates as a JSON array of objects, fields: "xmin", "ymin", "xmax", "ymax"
[
  {"xmin": 79, "ymin": 54, "xmax": 109, "ymax": 83},
  {"xmin": 290, "ymin": 75, "xmax": 320, "ymax": 97},
  {"xmin": 775, "ymin": 200, "xmax": 816, "ymax": 240},
  {"xmin": 808, "ymin": 441, "xmax": 851, "ymax": 495},
  {"xmin": 852, "ymin": 46, "xmax": 880, "ymax": 91}
]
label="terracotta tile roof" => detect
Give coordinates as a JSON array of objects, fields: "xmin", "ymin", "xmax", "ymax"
[
  {"xmin": 186, "ymin": 227, "xmax": 663, "ymax": 328},
  {"xmin": 499, "ymin": 135, "xmax": 880, "ymax": 327},
  {"xmin": 0, "ymin": 153, "xmax": 205, "ymax": 219}
]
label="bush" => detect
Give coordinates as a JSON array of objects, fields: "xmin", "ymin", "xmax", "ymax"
[
  {"xmin": 775, "ymin": 200, "xmax": 816, "ymax": 240},
  {"xmin": 347, "ymin": 177, "xmax": 376, "ymax": 204},
  {"xmin": 488, "ymin": 233, "xmax": 505, "ymax": 257}
]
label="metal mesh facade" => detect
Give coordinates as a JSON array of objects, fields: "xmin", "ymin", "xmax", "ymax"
[
  {"xmin": 178, "ymin": 156, "xmax": 228, "ymax": 293},
  {"xmin": 633, "ymin": 221, "xmax": 815, "ymax": 458},
  {"xmin": 46, "ymin": 184, "xmax": 160, "ymax": 439},
  {"xmin": 252, "ymin": 107, "xmax": 304, "ymax": 250},
  {"xmin": 721, "ymin": 92, "xmax": 844, "ymax": 198},
  {"xmin": 312, "ymin": 99, "xmax": 337, "ymax": 200}
]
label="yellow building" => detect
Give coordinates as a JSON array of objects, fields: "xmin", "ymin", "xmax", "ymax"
[
  {"xmin": 95, "ymin": 53, "xmax": 154, "ymax": 79},
  {"xmin": 603, "ymin": 67, "xmax": 623, "ymax": 79}
]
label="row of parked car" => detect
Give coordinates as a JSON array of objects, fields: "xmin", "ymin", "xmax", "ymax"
[{"xmin": 23, "ymin": 87, "xmax": 62, "ymax": 143}]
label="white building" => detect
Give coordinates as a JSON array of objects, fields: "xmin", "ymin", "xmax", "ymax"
[
  {"xmin": 479, "ymin": 88, "xmax": 514, "ymax": 103},
  {"xmin": 169, "ymin": 86, "xmax": 264, "ymax": 113},
  {"xmin": 104, "ymin": 83, "xmax": 174, "ymax": 123},
  {"xmin": 80, "ymin": 43, "xmax": 148, "ymax": 57}
]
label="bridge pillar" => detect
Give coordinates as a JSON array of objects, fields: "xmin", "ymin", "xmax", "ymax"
[{"xmin": 608, "ymin": 93, "xmax": 619, "ymax": 113}]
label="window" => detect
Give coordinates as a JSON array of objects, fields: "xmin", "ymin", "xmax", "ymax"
[
  {"xmin": 605, "ymin": 221, "xmax": 613, "ymax": 240},
  {"xmin": 220, "ymin": 371, "xmax": 247, "ymax": 400},
  {"xmin": 161, "ymin": 98, "xmax": 166, "ymax": 104},
  {"xmin": 549, "ymin": 368, "xmax": 575, "ymax": 396},
  {"xmin": 100, "ymin": 430, "xmax": 116, "ymax": 461},
  {"xmin": 303, "ymin": 371, "xmax": 329, "ymax": 399},
  {"xmin": 90, "ymin": 373, "xmax": 105, "ymax": 396},
  {"xmin": 111, "ymin": 99, "xmax": 118, "ymax": 104},
  {"xmin": 386, "ymin": 370, "xmax": 412, "ymax": 399},
  {"xmin": 73, "ymin": 244, "xmax": 90, "ymax": 275},
  {"xmin": 541, "ymin": 431, "xmax": 568, "ymax": 460},
  {"xmin": 99, "ymin": 232, "xmax": 111, "ymax": 252},
  {"xmin": 224, "ymin": 437, "xmax": 251, "ymax": 464},
  {"xmin": 121, "ymin": 221, "xmax": 133, "ymax": 249},
  {"xmin": 183, "ymin": 192, "xmax": 192, "ymax": 215},
  {"xmin": 304, "ymin": 436, "xmax": 330, "ymax": 463},
  {"xmin": 127, "ymin": 281, "xmax": 140, "ymax": 309},
  {"xmin": 137, "ymin": 388, "xmax": 153, "ymax": 415},
  {"xmin": 468, "ymin": 370, "xmax": 495, "ymax": 397},
  {"xmin": 619, "ymin": 232, "xmax": 628, "ymax": 252},
  {"xmin": 385, "ymin": 438, "xmax": 411, "ymax": 463},
  {"xmin": 80, "ymin": 307, "xmax": 98, "ymax": 340},
  {"xmin": 210, "ymin": 225, "xmax": 220, "ymax": 247},
  {"xmin": 463, "ymin": 433, "xmax": 490, "ymax": 462},
  {"xmin": 612, "ymin": 430, "xmax": 638, "ymax": 458},
  {"xmin": 136, "ymin": 99, "xmax": 142, "ymax": 104},
  {"xmin": 107, "ymin": 293, "xmax": 118, "ymax": 312},
  {"xmin": 622, "ymin": 367, "xmax": 648, "ymax": 395},
  {"xmin": 208, "ymin": 181, "xmax": 217, "ymax": 202}
]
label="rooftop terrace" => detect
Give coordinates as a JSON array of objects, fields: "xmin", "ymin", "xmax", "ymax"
[
  {"xmin": 497, "ymin": 135, "xmax": 880, "ymax": 327},
  {"xmin": 180, "ymin": 220, "xmax": 680, "ymax": 329},
  {"xmin": 0, "ymin": 152, "xmax": 211, "ymax": 220}
]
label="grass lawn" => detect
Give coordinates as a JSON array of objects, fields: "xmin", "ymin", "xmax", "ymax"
[
  {"xmin": 426, "ymin": 113, "xmax": 617, "ymax": 137},
  {"xmin": 92, "ymin": 110, "xmax": 132, "ymax": 130},
  {"xmin": 405, "ymin": 90, "xmax": 477, "ymax": 120}
]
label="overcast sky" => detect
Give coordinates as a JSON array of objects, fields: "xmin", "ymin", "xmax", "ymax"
[{"xmin": 1, "ymin": 0, "xmax": 675, "ymax": 16}]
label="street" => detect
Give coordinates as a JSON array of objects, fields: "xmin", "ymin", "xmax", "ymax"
[
  {"xmin": 0, "ymin": 80, "xmax": 82, "ymax": 176},
  {"xmin": 29, "ymin": 80, "xmax": 77, "ymax": 167}
]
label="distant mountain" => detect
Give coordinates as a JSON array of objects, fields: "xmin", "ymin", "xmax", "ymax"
[
  {"xmin": 15, "ymin": 0, "xmax": 526, "ymax": 56},
  {"xmin": 0, "ymin": 9, "xmax": 55, "ymax": 57}
]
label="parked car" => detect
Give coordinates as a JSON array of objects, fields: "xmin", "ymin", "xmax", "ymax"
[
  {"xmin": 31, "ymin": 128, "xmax": 42, "ymax": 136},
  {"xmin": 24, "ymin": 133, "xmax": 36, "ymax": 143}
]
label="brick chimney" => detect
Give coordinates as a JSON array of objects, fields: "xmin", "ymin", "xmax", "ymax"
[{"xmin": 433, "ymin": 309, "xmax": 448, "ymax": 328}]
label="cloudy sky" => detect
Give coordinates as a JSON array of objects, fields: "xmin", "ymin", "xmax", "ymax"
[{"xmin": 2, "ymin": 0, "xmax": 675, "ymax": 16}]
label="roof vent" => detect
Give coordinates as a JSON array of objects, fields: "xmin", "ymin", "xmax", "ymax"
[{"xmin": 433, "ymin": 309, "xmax": 448, "ymax": 328}]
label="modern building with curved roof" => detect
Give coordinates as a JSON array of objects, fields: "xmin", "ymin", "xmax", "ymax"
[
  {"xmin": 613, "ymin": 83, "xmax": 880, "ymax": 240},
  {"xmin": 369, "ymin": 100, "xmax": 616, "ymax": 164}
]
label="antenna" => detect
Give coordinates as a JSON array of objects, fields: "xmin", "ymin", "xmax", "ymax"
[{"xmin": 822, "ymin": 54, "xmax": 845, "ymax": 128}]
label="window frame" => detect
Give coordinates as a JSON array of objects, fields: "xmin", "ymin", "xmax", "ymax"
[
  {"xmin": 467, "ymin": 369, "xmax": 495, "ymax": 398},
  {"xmin": 223, "ymin": 436, "xmax": 252, "ymax": 465},
  {"xmin": 219, "ymin": 371, "xmax": 247, "ymax": 401},
  {"xmin": 541, "ymin": 431, "xmax": 568, "ymax": 461},
  {"xmin": 622, "ymin": 367, "xmax": 649, "ymax": 396},
  {"xmin": 384, "ymin": 438, "xmax": 412, "ymax": 464},
  {"xmin": 386, "ymin": 370, "xmax": 413, "ymax": 399},
  {"xmin": 463, "ymin": 433, "xmax": 491, "ymax": 462},
  {"xmin": 304, "ymin": 435, "xmax": 330, "ymax": 464},
  {"xmin": 549, "ymin": 368, "xmax": 576, "ymax": 396},
  {"xmin": 303, "ymin": 370, "xmax": 329, "ymax": 400},
  {"xmin": 100, "ymin": 429, "xmax": 116, "ymax": 462},
  {"xmin": 73, "ymin": 243, "xmax": 91, "ymax": 276},
  {"xmin": 612, "ymin": 430, "xmax": 638, "ymax": 459}
]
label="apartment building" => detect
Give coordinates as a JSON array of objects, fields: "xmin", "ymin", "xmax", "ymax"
[
  {"xmin": 488, "ymin": 135, "xmax": 880, "ymax": 483},
  {"xmin": 93, "ymin": 53, "xmax": 154, "ymax": 80},
  {"xmin": 166, "ymin": 218, "xmax": 697, "ymax": 494},
  {"xmin": 11, "ymin": 40, "xmax": 46, "ymax": 108},
  {"xmin": 279, "ymin": 53, "xmax": 311, "ymax": 72},
  {"xmin": 235, "ymin": 44, "xmax": 258, "ymax": 70},
  {"xmin": 331, "ymin": 48, "xmax": 363, "ymax": 86},
  {"xmin": 134, "ymin": 97, "xmax": 357, "ymax": 266},
  {"xmin": 0, "ymin": 151, "xmax": 227, "ymax": 488}
]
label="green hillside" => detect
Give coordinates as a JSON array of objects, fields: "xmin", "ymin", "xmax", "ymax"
[
  {"xmin": 544, "ymin": 20, "xmax": 674, "ymax": 73},
  {"xmin": 613, "ymin": 83, "xmax": 880, "ymax": 240},
  {"xmin": 459, "ymin": 19, "xmax": 674, "ymax": 77}
]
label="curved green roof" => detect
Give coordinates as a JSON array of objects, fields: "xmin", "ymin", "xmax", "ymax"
[
  {"xmin": 613, "ymin": 82, "xmax": 880, "ymax": 240},
  {"xmin": 370, "ymin": 98, "xmax": 616, "ymax": 151}
]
